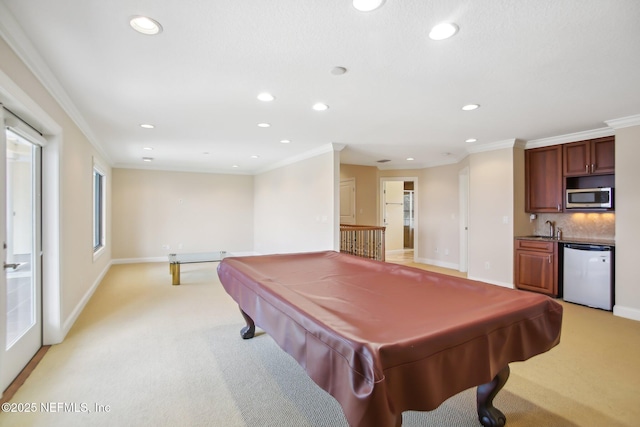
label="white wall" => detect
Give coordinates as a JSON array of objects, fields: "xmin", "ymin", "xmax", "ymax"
[
  {"xmin": 111, "ymin": 169, "xmax": 254, "ymax": 260},
  {"xmin": 614, "ymin": 124, "xmax": 640, "ymax": 320},
  {"xmin": 254, "ymin": 148, "xmax": 339, "ymax": 254}
]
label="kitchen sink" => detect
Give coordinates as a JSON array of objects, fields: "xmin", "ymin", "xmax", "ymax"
[{"xmin": 521, "ymin": 235, "xmax": 558, "ymax": 240}]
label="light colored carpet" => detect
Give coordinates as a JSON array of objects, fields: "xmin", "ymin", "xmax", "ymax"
[{"xmin": 1, "ymin": 261, "xmax": 639, "ymax": 426}]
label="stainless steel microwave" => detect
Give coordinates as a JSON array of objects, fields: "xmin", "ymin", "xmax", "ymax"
[{"xmin": 566, "ymin": 187, "xmax": 613, "ymax": 209}]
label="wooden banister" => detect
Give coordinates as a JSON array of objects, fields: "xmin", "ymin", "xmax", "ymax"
[{"xmin": 339, "ymin": 224, "xmax": 386, "ymax": 261}]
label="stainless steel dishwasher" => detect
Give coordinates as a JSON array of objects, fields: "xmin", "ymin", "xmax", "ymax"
[{"xmin": 562, "ymin": 243, "xmax": 614, "ymax": 310}]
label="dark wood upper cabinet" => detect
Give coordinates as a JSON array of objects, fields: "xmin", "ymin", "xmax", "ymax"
[
  {"xmin": 563, "ymin": 136, "xmax": 615, "ymax": 176},
  {"xmin": 525, "ymin": 145, "xmax": 563, "ymax": 213}
]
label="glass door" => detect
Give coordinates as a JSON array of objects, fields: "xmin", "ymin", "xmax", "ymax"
[
  {"xmin": 403, "ymin": 189, "xmax": 414, "ymax": 249},
  {"xmin": 1, "ymin": 126, "xmax": 42, "ymax": 392}
]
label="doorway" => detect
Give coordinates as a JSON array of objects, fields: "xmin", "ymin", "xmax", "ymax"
[
  {"xmin": 1, "ymin": 117, "xmax": 43, "ymax": 392},
  {"xmin": 381, "ymin": 177, "xmax": 418, "ymax": 260}
]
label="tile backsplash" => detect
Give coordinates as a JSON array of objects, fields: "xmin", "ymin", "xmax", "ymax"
[{"xmin": 532, "ymin": 213, "xmax": 615, "ymax": 241}]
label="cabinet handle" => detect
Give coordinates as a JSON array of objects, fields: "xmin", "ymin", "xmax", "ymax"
[
  {"xmin": 548, "ymin": 255, "xmax": 552, "ymax": 264},
  {"xmin": 557, "ymin": 204, "xmax": 560, "ymax": 211},
  {"xmin": 591, "ymin": 164, "xmax": 595, "ymax": 173},
  {"xmin": 586, "ymin": 164, "xmax": 589, "ymax": 173}
]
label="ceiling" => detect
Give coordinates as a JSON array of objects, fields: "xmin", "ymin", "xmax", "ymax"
[{"xmin": 1, "ymin": 0, "xmax": 639, "ymax": 174}]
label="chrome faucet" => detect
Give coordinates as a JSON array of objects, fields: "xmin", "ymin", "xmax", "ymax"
[{"xmin": 545, "ymin": 220, "xmax": 555, "ymax": 238}]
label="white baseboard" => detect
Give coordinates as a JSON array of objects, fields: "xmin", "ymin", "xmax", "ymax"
[
  {"xmin": 416, "ymin": 257, "xmax": 459, "ymax": 271},
  {"xmin": 613, "ymin": 305, "xmax": 640, "ymax": 322},
  {"xmin": 111, "ymin": 251, "xmax": 259, "ymax": 265},
  {"xmin": 61, "ymin": 260, "xmax": 113, "ymax": 339},
  {"xmin": 112, "ymin": 256, "xmax": 167, "ymax": 264}
]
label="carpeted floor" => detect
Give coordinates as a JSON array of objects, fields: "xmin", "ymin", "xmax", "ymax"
[{"xmin": 1, "ymin": 260, "xmax": 639, "ymax": 426}]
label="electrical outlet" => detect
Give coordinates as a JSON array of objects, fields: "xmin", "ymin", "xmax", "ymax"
[
  {"xmin": 484, "ymin": 261, "xmax": 490, "ymax": 270},
  {"xmin": 162, "ymin": 244, "xmax": 170, "ymax": 250},
  {"xmin": 435, "ymin": 247, "xmax": 439, "ymax": 253},
  {"xmin": 445, "ymin": 249, "xmax": 449, "ymax": 256}
]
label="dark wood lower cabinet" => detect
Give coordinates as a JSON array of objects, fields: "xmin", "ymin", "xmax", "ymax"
[{"xmin": 514, "ymin": 239, "xmax": 559, "ymax": 297}]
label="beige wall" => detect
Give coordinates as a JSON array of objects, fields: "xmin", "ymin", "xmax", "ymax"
[
  {"xmin": 254, "ymin": 149, "xmax": 338, "ymax": 254},
  {"xmin": 468, "ymin": 148, "xmax": 516, "ymax": 287},
  {"xmin": 419, "ymin": 163, "xmax": 461, "ymax": 268},
  {"xmin": 340, "ymin": 164, "xmax": 378, "ymax": 225},
  {"xmin": 614, "ymin": 124, "xmax": 640, "ymax": 320},
  {"xmin": 1, "ymin": 36, "xmax": 112, "ymax": 343},
  {"xmin": 111, "ymin": 169, "xmax": 254, "ymax": 259}
]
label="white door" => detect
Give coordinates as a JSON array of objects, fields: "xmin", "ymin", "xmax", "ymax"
[
  {"xmin": 383, "ymin": 181, "xmax": 404, "ymax": 251},
  {"xmin": 340, "ymin": 178, "xmax": 356, "ymax": 224},
  {"xmin": 1, "ymin": 119, "xmax": 42, "ymax": 391}
]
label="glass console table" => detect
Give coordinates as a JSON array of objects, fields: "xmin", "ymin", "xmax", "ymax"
[{"xmin": 168, "ymin": 251, "xmax": 227, "ymax": 285}]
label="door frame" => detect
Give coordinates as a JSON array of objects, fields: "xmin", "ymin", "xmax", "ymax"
[
  {"xmin": 379, "ymin": 176, "xmax": 419, "ymax": 260},
  {"xmin": 459, "ymin": 167, "xmax": 469, "ymax": 272},
  {"xmin": 1, "ymin": 72, "xmax": 63, "ymax": 354}
]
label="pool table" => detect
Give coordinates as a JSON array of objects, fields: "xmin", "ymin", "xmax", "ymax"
[{"xmin": 217, "ymin": 251, "xmax": 562, "ymax": 427}]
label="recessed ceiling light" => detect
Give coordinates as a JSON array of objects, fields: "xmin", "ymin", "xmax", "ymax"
[
  {"xmin": 142, "ymin": 157, "xmax": 153, "ymax": 162},
  {"xmin": 429, "ymin": 22, "xmax": 459, "ymax": 40},
  {"xmin": 257, "ymin": 123, "xmax": 271, "ymax": 128},
  {"xmin": 406, "ymin": 157, "xmax": 415, "ymax": 161},
  {"xmin": 232, "ymin": 165, "xmax": 239, "ymax": 168},
  {"xmin": 130, "ymin": 16, "xmax": 163, "ymax": 35},
  {"xmin": 140, "ymin": 123, "xmax": 155, "ymax": 129},
  {"xmin": 312, "ymin": 103, "xmax": 329, "ymax": 111},
  {"xmin": 353, "ymin": 0, "xmax": 386, "ymax": 12},
  {"xmin": 257, "ymin": 93, "xmax": 275, "ymax": 102},
  {"xmin": 462, "ymin": 104, "xmax": 480, "ymax": 111},
  {"xmin": 331, "ymin": 66, "xmax": 348, "ymax": 75},
  {"xmin": 143, "ymin": 147, "xmax": 153, "ymax": 151},
  {"xmin": 466, "ymin": 138, "xmax": 477, "ymax": 143},
  {"xmin": 250, "ymin": 155, "xmax": 260, "ymax": 159},
  {"xmin": 280, "ymin": 139, "xmax": 291, "ymax": 144}
]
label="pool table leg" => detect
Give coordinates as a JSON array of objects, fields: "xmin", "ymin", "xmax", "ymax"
[
  {"xmin": 477, "ymin": 365, "xmax": 510, "ymax": 427},
  {"xmin": 239, "ymin": 308, "xmax": 256, "ymax": 339}
]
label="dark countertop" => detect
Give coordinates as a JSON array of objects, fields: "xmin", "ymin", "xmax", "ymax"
[{"xmin": 515, "ymin": 235, "xmax": 615, "ymax": 246}]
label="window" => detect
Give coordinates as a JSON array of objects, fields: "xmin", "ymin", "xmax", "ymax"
[{"xmin": 93, "ymin": 165, "xmax": 105, "ymax": 254}]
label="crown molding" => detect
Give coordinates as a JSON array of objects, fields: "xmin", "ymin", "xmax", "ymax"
[
  {"xmin": 605, "ymin": 114, "xmax": 640, "ymax": 130},
  {"xmin": 0, "ymin": 69, "xmax": 61, "ymax": 135},
  {"xmin": 0, "ymin": 4, "xmax": 112, "ymax": 164},
  {"xmin": 255, "ymin": 143, "xmax": 339, "ymax": 175},
  {"xmin": 466, "ymin": 138, "xmax": 523, "ymax": 154},
  {"xmin": 526, "ymin": 127, "xmax": 614, "ymax": 149},
  {"xmin": 331, "ymin": 142, "xmax": 346, "ymax": 152}
]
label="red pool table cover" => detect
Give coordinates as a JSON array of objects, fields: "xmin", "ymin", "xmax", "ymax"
[{"xmin": 217, "ymin": 251, "xmax": 563, "ymax": 427}]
